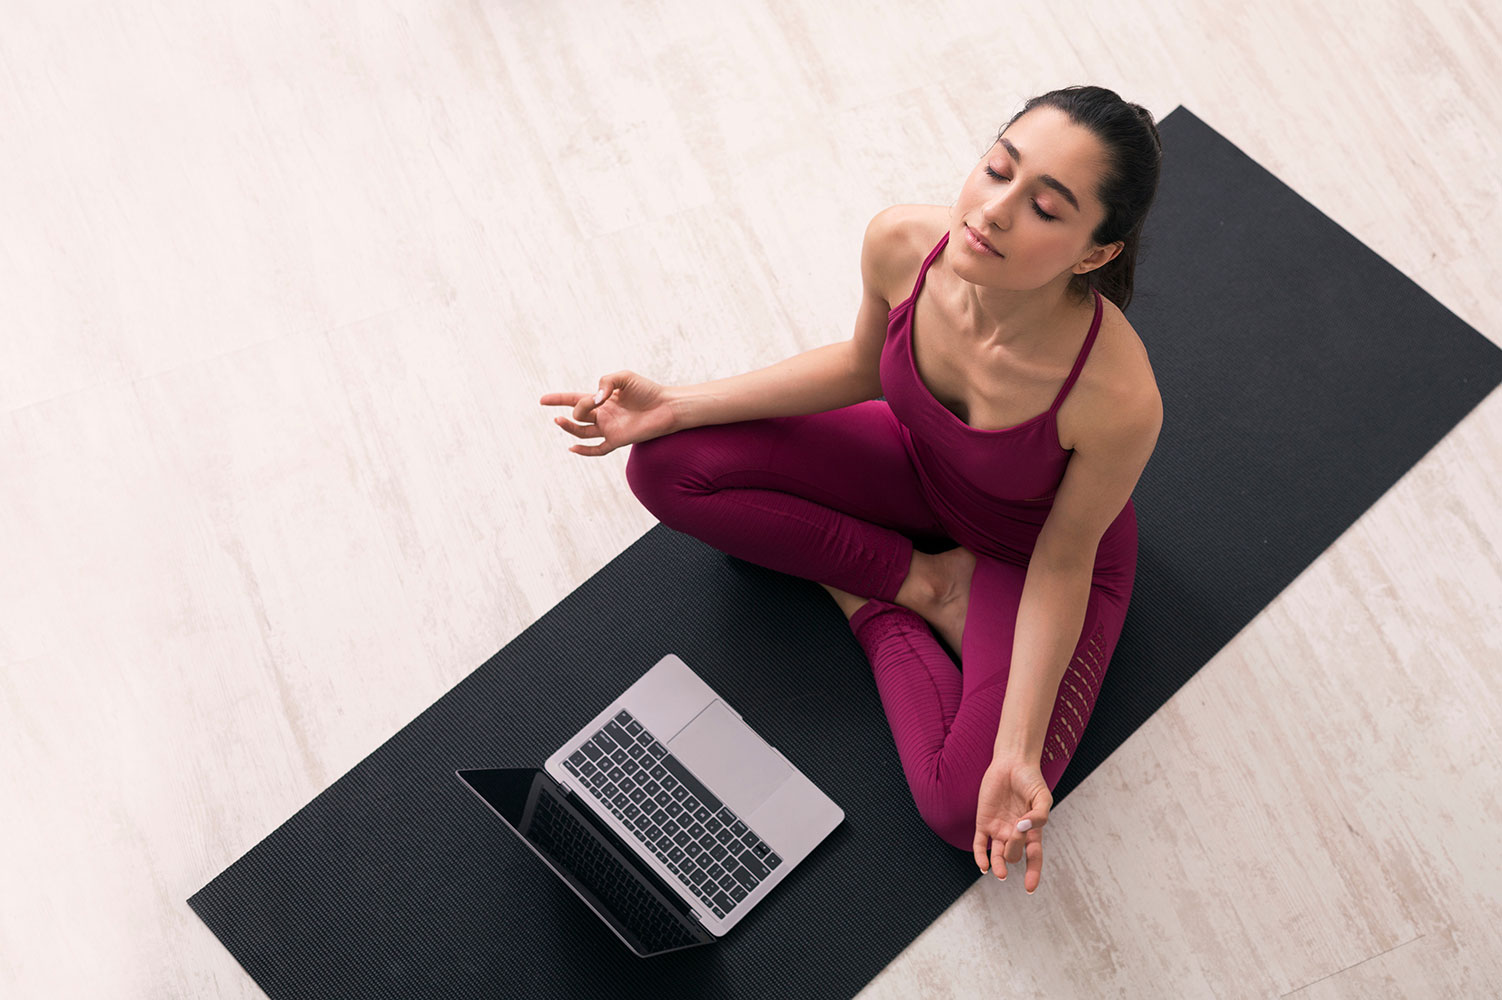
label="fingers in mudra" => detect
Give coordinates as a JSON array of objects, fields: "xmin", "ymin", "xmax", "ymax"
[
  {"xmin": 553, "ymin": 413, "xmax": 603, "ymax": 441},
  {"xmin": 990, "ymin": 841, "xmax": 1008, "ymax": 880}
]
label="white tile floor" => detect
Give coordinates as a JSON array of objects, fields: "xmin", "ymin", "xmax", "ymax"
[{"xmin": 3, "ymin": 1, "xmax": 1500, "ymax": 997}]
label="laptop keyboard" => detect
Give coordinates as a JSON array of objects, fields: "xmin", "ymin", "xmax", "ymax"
[{"xmin": 563, "ymin": 708, "xmax": 784, "ymax": 921}]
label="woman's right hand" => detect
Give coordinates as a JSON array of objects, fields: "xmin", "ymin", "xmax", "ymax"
[{"xmin": 539, "ymin": 370, "xmax": 680, "ymax": 457}]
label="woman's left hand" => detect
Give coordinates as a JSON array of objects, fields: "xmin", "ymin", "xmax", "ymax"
[{"xmin": 973, "ymin": 753, "xmax": 1053, "ymax": 893}]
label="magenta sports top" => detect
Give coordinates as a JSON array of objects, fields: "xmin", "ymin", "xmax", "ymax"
[{"xmin": 878, "ymin": 230, "xmax": 1137, "ymax": 600}]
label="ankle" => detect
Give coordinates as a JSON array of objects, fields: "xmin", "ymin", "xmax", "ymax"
[{"xmin": 893, "ymin": 549, "xmax": 942, "ymax": 615}]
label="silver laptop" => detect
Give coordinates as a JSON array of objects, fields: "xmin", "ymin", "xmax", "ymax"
[{"xmin": 456, "ymin": 652, "xmax": 844, "ymax": 957}]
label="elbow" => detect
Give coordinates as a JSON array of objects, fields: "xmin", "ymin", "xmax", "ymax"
[{"xmin": 1030, "ymin": 538, "xmax": 1098, "ymax": 578}]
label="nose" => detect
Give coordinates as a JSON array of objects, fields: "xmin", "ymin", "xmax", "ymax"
[{"xmin": 980, "ymin": 188, "xmax": 1015, "ymax": 232}]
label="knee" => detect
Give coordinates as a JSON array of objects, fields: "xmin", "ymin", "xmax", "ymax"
[
  {"xmin": 623, "ymin": 433, "xmax": 692, "ymax": 517},
  {"xmin": 920, "ymin": 802, "xmax": 978, "ymax": 852},
  {"xmin": 910, "ymin": 778, "xmax": 983, "ymax": 852}
]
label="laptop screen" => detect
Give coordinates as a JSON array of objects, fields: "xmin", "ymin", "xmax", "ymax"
[{"xmin": 456, "ymin": 767, "xmax": 712, "ymax": 956}]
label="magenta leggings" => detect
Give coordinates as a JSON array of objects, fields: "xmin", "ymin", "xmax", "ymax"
[{"xmin": 624, "ymin": 401, "xmax": 1120, "ymax": 851}]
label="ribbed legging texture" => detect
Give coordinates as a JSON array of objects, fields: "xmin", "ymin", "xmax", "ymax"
[{"xmin": 625, "ymin": 401, "xmax": 1120, "ymax": 851}]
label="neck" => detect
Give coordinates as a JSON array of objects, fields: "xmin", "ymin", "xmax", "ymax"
[{"xmin": 943, "ymin": 261, "xmax": 1089, "ymax": 354}]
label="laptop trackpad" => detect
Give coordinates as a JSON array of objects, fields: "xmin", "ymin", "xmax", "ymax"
[{"xmin": 668, "ymin": 701, "xmax": 791, "ymax": 817}]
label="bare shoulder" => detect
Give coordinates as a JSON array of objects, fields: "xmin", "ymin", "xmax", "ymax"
[
  {"xmin": 866, "ymin": 204, "xmax": 951, "ymax": 307},
  {"xmin": 1065, "ymin": 296, "xmax": 1163, "ymax": 451}
]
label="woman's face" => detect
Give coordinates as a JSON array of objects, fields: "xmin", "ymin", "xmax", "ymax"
[{"xmin": 949, "ymin": 106, "xmax": 1118, "ymax": 292}]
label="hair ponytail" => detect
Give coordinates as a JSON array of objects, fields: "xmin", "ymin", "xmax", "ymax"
[{"xmin": 999, "ymin": 86, "xmax": 1162, "ymax": 310}]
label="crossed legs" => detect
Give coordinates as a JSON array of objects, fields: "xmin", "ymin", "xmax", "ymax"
[{"xmin": 624, "ymin": 401, "xmax": 1108, "ymax": 849}]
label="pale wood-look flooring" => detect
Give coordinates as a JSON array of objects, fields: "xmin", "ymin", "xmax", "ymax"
[{"xmin": 2, "ymin": 1, "xmax": 1499, "ymax": 997}]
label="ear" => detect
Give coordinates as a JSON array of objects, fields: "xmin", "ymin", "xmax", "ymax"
[{"xmin": 1075, "ymin": 239, "xmax": 1124, "ymax": 275}]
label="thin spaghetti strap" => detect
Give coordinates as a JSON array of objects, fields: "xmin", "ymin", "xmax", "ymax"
[
  {"xmin": 900, "ymin": 231, "xmax": 950, "ymax": 308},
  {"xmin": 1049, "ymin": 288, "xmax": 1104, "ymax": 412},
  {"xmin": 921, "ymin": 231, "xmax": 949, "ymax": 273}
]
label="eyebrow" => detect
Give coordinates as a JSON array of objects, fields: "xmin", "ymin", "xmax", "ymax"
[{"xmin": 997, "ymin": 137, "xmax": 1080, "ymax": 212}]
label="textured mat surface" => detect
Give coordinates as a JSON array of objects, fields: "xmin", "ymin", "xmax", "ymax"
[{"xmin": 189, "ymin": 106, "xmax": 1502, "ymax": 999}]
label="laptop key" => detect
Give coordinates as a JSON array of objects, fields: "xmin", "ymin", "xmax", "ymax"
[
  {"xmin": 726, "ymin": 862, "xmax": 756, "ymax": 890},
  {"xmin": 741, "ymin": 853, "xmax": 769, "ymax": 880},
  {"xmin": 767, "ymin": 852, "xmax": 782, "ymax": 869},
  {"xmin": 662, "ymin": 756, "xmax": 723, "ymax": 814},
  {"xmin": 603, "ymin": 720, "xmax": 633, "ymax": 749}
]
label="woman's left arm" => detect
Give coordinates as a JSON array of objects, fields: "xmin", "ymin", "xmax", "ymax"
[
  {"xmin": 993, "ymin": 381, "xmax": 1164, "ymax": 762},
  {"xmin": 992, "ymin": 553, "xmax": 1095, "ymax": 762},
  {"xmin": 976, "ymin": 369, "xmax": 1163, "ymax": 889}
]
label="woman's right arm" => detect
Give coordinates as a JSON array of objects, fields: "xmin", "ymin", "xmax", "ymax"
[
  {"xmin": 543, "ymin": 208, "xmax": 901, "ymax": 455},
  {"xmin": 665, "ymin": 207, "xmax": 898, "ymax": 431}
]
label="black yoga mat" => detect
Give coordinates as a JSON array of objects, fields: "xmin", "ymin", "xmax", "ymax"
[{"xmin": 189, "ymin": 106, "xmax": 1502, "ymax": 999}]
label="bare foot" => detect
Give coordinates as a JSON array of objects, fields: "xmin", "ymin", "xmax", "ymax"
[
  {"xmin": 819, "ymin": 582, "xmax": 871, "ymax": 621},
  {"xmin": 923, "ymin": 546, "xmax": 977, "ymax": 658}
]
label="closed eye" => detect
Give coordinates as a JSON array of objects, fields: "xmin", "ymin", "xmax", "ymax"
[{"xmin": 983, "ymin": 165, "xmax": 1057, "ymax": 221}]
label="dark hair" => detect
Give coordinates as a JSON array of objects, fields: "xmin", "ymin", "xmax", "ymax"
[{"xmin": 999, "ymin": 85, "xmax": 1162, "ymax": 310}]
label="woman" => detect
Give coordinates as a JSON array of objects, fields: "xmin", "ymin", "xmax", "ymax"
[{"xmin": 540, "ymin": 85, "xmax": 1164, "ymax": 895}]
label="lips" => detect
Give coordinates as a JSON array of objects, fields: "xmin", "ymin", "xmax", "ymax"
[{"xmin": 965, "ymin": 225, "xmax": 1001, "ymax": 256}]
